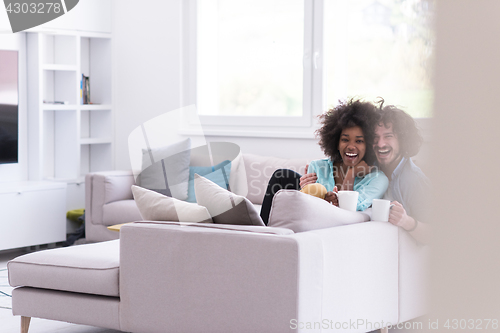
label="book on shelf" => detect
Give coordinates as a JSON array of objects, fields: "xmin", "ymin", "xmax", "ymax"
[
  {"xmin": 81, "ymin": 74, "xmax": 91, "ymax": 104},
  {"xmin": 86, "ymin": 75, "xmax": 90, "ymax": 104}
]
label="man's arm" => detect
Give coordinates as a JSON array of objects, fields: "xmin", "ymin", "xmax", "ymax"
[{"xmin": 389, "ymin": 201, "xmax": 430, "ymax": 244}]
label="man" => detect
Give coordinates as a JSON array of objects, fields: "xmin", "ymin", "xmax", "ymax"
[
  {"xmin": 300, "ymin": 104, "xmax": 430, "ymax": 243},
  {"xmin": 372, "ymin": 104, "xmax": 430, "ymax": 243}
]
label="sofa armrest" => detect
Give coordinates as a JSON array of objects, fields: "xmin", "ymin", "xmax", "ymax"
[
  {"xmin": 119, "ymin": 221, "xmax": 400, "ymax": 333},
  {"xmin": 85, "ymin": 171, "xmax": 136, "ymax": 242},
  {"xmin": 398, "ymin": 227, "xmax": 429, "ymax": 323},
  {"xmin": 86, "ymin": 171, "xmax": 135, "ymax": 206},
  {"xmin": 131, "ymin": 220, "xmax": 294, "ymax": 235},
  {"xmin": 306, "ymin": 222, "xmax": 400, "ymax": 329},
  {"xmin": 119, "ymin": 222, "xmax": 316, "ymax": 333}
]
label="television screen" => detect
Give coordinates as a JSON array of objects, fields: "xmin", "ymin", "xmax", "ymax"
[{"xmin": 0, "ymin": 50, "xmax": 19, "ymax": 164}]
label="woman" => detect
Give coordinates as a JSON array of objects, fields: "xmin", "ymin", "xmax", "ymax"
[{"xmin": 260, "ymin": 99, "xmax": 388, "ymax": 225}]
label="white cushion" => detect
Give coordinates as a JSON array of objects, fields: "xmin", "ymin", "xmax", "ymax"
[
  {"xmin": 132, "ymin": 185, "xmax": 212, "ymax": 223},
  {"xmin": 268, "ymin": 190, "xmax": 370, "ymax": 233},
  {"xmin": 102, "ymin": 199, "xmax": 143, "ymax": 226},
  {"xmin": 228, "ymin": 152, "xmax": 248, "ymax": 197},
  {"xmin": 194, "ymin": 174, "xmax": 264, "ymax": 226},
  {"xmin": 242, "ymin": 154, "xmax": 309, "ymax": 204},
  {"xmin": 188, "ymin": 142, "xmax": 248, "ymax": 197},
  {"xmin": 8, "ymin": 240, "xmax": 120, "ymax": 297}
]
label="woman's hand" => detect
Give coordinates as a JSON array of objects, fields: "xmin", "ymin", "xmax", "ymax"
[
  {"xmin": 324, "ymin": 186, "xmax": 339, "ymax": 206},
  {"xmin": 299, "ymin": 164, "xmax": 318, "ymax": 189}
]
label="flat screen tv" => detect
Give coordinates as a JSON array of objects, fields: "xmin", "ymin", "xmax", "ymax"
[{"xmin": 0, "ymin": 50, "xmax": 19, "ymax": 164}]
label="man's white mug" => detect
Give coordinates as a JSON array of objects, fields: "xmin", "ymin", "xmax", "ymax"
[
  {"xmin": 336, "ymin": 191, "xmax": 359, "ymax": 212},
  {"xmin": 371, "ymin": 199, "xmax": 394, "ymax": 222}
]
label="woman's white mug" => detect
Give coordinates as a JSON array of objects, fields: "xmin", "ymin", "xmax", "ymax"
[
  {"xmin": 335, "ymin": 191, "xmax": 359, "ymax": 212},
  {"xmin": 371, "ymin": 199, "xmax": 394, "ymax": 222}
]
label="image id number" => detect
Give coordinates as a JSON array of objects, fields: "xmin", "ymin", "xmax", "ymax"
[
  {"xmin": 6, "ymin": 2, "xmax": 62, "ymax": 14},
  {"xmin": 444, "ymin": 319, "xmax": 498, "ymax": 329}
]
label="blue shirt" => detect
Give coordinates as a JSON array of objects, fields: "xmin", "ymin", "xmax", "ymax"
[
  {"xmin": 307, "ymin": 158, "xmax": 389, "ymax": 211},
  {"xmin": 383, "ymin": 157, "xmax": 430, "ymax": 222}
]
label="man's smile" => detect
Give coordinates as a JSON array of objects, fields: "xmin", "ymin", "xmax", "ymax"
[{"xmin": 376, "ymin": 148, "xmax": 391, "ymax": 157}]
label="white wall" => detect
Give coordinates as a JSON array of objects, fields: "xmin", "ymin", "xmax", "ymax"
[
  {"xmin": 0, "ymin": 33, "xmax": 28, "ymax": 182},
  {"xmin": 0, "ymin": 3, "xmax": 10, "ymax": 32},
  {"xmin": 113, "ymin": 0, "xmax": 184, "ymax": 170},
  {"xmin": 430, "ymin": 0, "xmax": 500, "ymax": 326},
  {"xmin": 36, "ymin": 0, "xmax": 112, "ymax": 33}
]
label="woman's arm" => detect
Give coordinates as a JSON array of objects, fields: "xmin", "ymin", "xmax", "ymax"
[
  {"xmin": 352, "ymin": 161, "xmax": 377, "ymax": 178},
  {"xmin": 341, "ymin": 167, "xmax": 355, "ymax": 191},
  {"xmin": 355, "ymin": 171, "xmax": 389, "ymax": 211},
  {"xmin": 342, "ymin": 161, "xmax": 378, "ymax": 190}
]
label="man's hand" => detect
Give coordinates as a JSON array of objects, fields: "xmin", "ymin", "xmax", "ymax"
[
  {"xmin": 389, "ymin": 201, "xmax": 415, "ymax": 230},
  {"xmin": 299, "ymin": 164, "xmax": 317, "ymax": 189},
  {"xmin": 324, "ymin": 187, "xmax": 339, "ymax": 206}
]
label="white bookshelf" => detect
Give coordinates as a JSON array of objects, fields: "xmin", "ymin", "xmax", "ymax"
[{"xmin": 27, "ymin": 31, "xmax": 113, "ymax": 183}]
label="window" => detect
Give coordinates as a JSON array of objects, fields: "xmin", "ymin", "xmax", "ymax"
[
  {"xmin": 184, "ymin": 0, "xmax": 435, "ymax": 133},
  {"xmin": 198, "ymin": 0, "xmax": 304, "ymax": 117},
  {"xmin": 324, "ymin": 0, "xmax": 435, "ymax": 118}
]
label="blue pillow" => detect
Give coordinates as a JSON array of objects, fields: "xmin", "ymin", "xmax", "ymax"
[{"xmin": 186, "ymin": 160, "xmax": 231, "ymax": 203}]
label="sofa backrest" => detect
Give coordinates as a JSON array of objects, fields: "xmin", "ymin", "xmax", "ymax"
[
  {"xmin": 242, "ymin": 154, "xmax": 310, "ymax": 204},
  {"xmin": 189, "ymin": 142, "xmax": 240, "ymax": 166},
  {"xmin": 188, "ymin": 144, "xmax": 312, "ymax": 205}
]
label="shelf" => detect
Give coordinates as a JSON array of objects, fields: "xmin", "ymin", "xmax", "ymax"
[
  {"xmin": 79, "ymin": 31, "xmax": 112, "ymax": 39},
  {"xmin": 79, "ymin": 104, "xmax": 112, "ymax": 111},
  {"xmin": 44, "ymin": 176, "xmax": 85, "ymax": 185},
  {"xmin": 0, "ymin": 180, "xmax": 66, "ymax": 194},
  {"xmin": 42, "ymin": 64, "xmax": 77, "ymax": 71},
  {"xmin": 25, "ymin": 30, "xmax": 112, "ymax": 39},
  {"xmin": 42, "ymin": 104, "xmax": 78, "ymax": 110},
  {"xmin": 80, "ymin": 138, "xmax": 112, "ymax": 145}
]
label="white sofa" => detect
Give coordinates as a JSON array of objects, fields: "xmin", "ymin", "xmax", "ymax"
[{"xmin": 8, "ymin": 153, "xmax": 427, "ymax": 332}]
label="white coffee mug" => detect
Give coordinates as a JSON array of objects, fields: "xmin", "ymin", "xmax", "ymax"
[
  {"xmin": 371, "ymin": 199, "xmax": 394, "ymax": 222},
  {"xmin": 336, "ymin": 191, "xmax": 359, "ymax": 212}
]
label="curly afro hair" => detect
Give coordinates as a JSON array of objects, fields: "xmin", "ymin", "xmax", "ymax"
[
  {"xmin": 376, "ymin": 102, "xmax": 423, "ymax": 158},
  {"xmin": 316, "ymin": 99, "xmax": 379, "ymax": 165}
]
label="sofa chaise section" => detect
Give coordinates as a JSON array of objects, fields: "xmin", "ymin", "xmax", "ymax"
[{"xmin": 8, "ymin": 240, "xmax": 121, "ymax": 331}]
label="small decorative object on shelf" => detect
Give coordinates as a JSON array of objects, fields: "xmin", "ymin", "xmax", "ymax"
[{"xmin": 43, "ymin": 100, "xmax": 69, "ymax": 105}]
